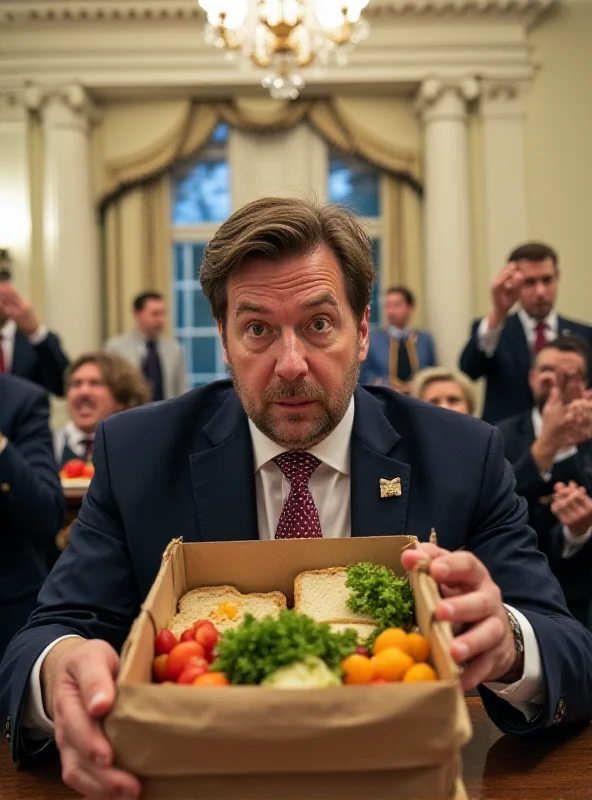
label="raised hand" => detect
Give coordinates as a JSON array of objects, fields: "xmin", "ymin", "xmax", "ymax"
[
  {"xmin": 0, "ymin": 283, "xmax": 40, "ymax": 336},
  {"xmin": 489, "ymin": 262, "xmax": 524, "ymax": 326}
]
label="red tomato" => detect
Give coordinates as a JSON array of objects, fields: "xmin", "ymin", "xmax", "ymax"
[
  {"xmin": 195, "ymin": 622, "xmax": 219, "ymax": 652},
  {"xmin": 191, "ymin": 619, "xmax": 210, "ymax": 631},
  {"xmin": 166, "ymin": 641, "xmax": 207, "ymax": 681},
  {"xmin": 154, "ymin": 629, "xmax": 178, "ymax": 656},
  {"xmin": 62, "ymin": 459, "xmax": 86, "ymax": 479},
  {"xmin": 177, "ymin": 657, "xmax": 209, "ymax": 684},
  {"xmin": 153, "ymin": 654, "xmax": 168, "ymax": 683},
  {"xmin": 180, "ymin": 629, "xmax": 197, "ymax": 643},
  {"xmin": 192, "ymin": 672, "xmax": 229, "ymax": 687}
]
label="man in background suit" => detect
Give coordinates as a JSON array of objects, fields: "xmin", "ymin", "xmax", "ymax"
[
  {"xmin": 498, "ymin": 336, "xmax": 592, "ymax": 624},
  {"xmin": 53, "ymin": 352, "xmax": 150, "ymax": 468},
  {"xmin": 0, "ymin": 374, "xmax": 64, "ymax": 657},
  {"xmin": 359, "ymin": 286, "xmax": 436, "ymax": 392},
  {"xmin": 460, "ymin": 243, "xmax": 592, "ymax": 424},
  {"xmin": 0, "ymin": 270, "xmax": 70, "ymax": 397},
  {"xmin": 2, "ymin": 198, "xmax": 592, "ymax": 800},
  {"xmin": 104, "ymin": 292, "xmax": 187, "ymax": 401}
]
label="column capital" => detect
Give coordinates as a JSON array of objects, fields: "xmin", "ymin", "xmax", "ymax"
[
  {"xmin": 480, "ymin": 79, "xmax": 530, "ymax": 119},
  {"xmin": 416, "ymin": 77, "xmax": 480, "ymax": 122},
  {"xmin": 24, "ymin": 82, "xmax": 102, "ymax": 129}
]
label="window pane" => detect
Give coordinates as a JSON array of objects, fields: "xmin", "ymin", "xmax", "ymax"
[
  {"xmin": 328, "ymin": 150, "xmax": 380, "ymax": 218},
  {"xmin": 173, "ymin": 242, "xmax": 185, "ymax": 281},
  {"xmin": 192, "ymin": 289, "xmax": 215, "ymax": 327},
  {"xmin": 171, "ymin": 161, "xmax": 231, "ymax": 224},
  {"xmin": 211, "ymin": 123, "xmax": 229, "ymax": 143},
  {"xmin": 175, "ymin": 288, "xmax": 185, "ymax": 329},
  {"xmin": 191, "ymin": 337, "xmax": 217, "ymax": 374},
  {"xmin": 192, "ymin": 242, "xmax": 207, "ymax": 280}
]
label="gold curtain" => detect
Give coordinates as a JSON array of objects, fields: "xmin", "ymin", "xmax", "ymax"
[{"xmin": 100, "ymin": 99, "xmax": 423, "ymax": 338}]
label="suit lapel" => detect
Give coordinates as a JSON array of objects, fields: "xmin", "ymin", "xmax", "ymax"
[
  {"xmin": 11, "ymin": 331, "xmax": 27, "ymax": 375},
  {"xmin": 189, "ymin": 391, "xmax": 258, "ymax": 542},
  {"xmin": 350, "ymin": 387, "xmax": 411, "ymax": 538}
]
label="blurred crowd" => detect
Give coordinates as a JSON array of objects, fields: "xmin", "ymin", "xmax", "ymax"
[{"xmin": 1, "ymin": 239, "xmax": 592, "ymax": 655}]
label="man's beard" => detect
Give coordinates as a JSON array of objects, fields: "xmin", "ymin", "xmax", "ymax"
[{"xmin": 228, "ymin": 347, "xmax": 360, "ymax": 449}]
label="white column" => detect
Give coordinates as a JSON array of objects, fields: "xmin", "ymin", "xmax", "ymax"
[
  {"xmin": 418, "ymin": 78, "xmax": 478, "ymax": 368},
  {"xmin": 480, "ymin": 80, "xmax": 529, "ymax": 277},
  {"xmin": 0, "ymin": 88, "xmax": 32, "ymax": 298},
  {"xmin": 41, "ymin": 84, "xmax": 100, "ymax": 356}
]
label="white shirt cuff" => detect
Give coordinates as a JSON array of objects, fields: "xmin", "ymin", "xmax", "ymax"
[
  {"xmin": 562, "ymin": 525, "xmax": 592, "ymax": 559},
  {"xmin": 477, "ymin": 316, "xmax": 504, "ymax": 357},
  {"xmin": 21, "ymin": 635, "xmax": 83, "ymax": 739},
  {"xmin": 0, "ymin": 434, "xmax": 8, "ymax": 456},
  {"xmin": 483, "ymin": 605, "xmax": 545, "ymax": 721},
  {"xmin": 27, "ymin": 324, "xmax": 49, "ymax": 345}
]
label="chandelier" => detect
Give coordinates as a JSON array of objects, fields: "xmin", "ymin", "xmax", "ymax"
[{"xmin": 198, "ymin": 1, "xmax": 371, "ymax": 99}]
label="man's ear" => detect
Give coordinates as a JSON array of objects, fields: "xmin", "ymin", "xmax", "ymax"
[
  {"xmin": 216, "ymin": 319, "xmax": 230, "ymax": 365},
  {"xmin": 358, "ymin": 306, "xmax": 370, "ymax": 363}
]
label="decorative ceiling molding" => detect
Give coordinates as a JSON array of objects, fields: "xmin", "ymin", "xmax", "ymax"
[{"xmin": 0, "ymin": 0, "xmax": 557, "ymax": 25}]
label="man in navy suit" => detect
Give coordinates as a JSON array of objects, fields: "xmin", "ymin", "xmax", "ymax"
[
  {"xmin": 0, "ymin": 374, "xmax": 65, "ymax": 657},
  {"xmin": 359, "ymin": 286, "xmax": 436, "ymax": 392},
  {"xmin": 459, "ymin": 243, "xmax": 592, "ymax": 424},
  {"xmin": 497, "ymin": 336, "xmax": 592, "ymax": 625},
  {"xmin": 0, "ymin": 271, "xmax": 70, "ymax": 397},
  {"xmin": 2, "ymin": 199, "xmax": 592, "ymax": 800}
]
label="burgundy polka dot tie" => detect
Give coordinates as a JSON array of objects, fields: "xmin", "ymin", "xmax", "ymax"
[{"xmin": 273, "ymin": 451, "xmax": 322, "ymax": 539}]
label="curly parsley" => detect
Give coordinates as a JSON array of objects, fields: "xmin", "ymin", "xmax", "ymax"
[
  {"xmin": 345, "ymin": 562, "xmax": 414, "ymax": 634},
  {"xmin": 211, "ymin": 611, "xmax": 357, "ymax": 685}
]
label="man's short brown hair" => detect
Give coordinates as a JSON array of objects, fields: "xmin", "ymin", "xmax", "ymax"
[
  {"xmin": 508, "ymin": 242, "xmax": 558, "ymax": 268},
  {"xmin": 66, "ymin": 352, "xmax": 151, "ymax": 409},
  {"xmin": 200, "ymin": 197, "xmax": 374, "ymax": 324}
]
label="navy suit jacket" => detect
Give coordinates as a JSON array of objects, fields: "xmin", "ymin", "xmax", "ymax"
[
  {"xmin": 359, "ymin": 329, "xmax": 436, "ymax": 384},
  {"xmin": 2, "ymin": 380, "xmax": 592, "ymax": 762},
  {"xmin": 459, "ymin": 313, "xmax": 592, "ymax": 424},
  {"xmin": 0, "ymin": 375, "xmax": 65, "ymax": 656},
  {"xmin": 498, "ymin": 410, "xmax": 592, "ymax": 624},
  {"xmin": 12, "ymin": 330, "xmax": 70, "ymax": 397}
]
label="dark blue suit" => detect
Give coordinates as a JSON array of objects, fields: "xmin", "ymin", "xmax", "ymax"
[
  {"xmin": 460, "ymin": 313, "xmax": 592, "ymax": 424},
  {"xmin": 2, "ymin": 381, "xmax": 592, "ymax": 762},
  {"xmin": 11, "ymin": 329, "xmax": 70, "ymax": 397},
  {"xmin": 0, "ymin": 375, "xmax": 65, "ymax": 658},
  {"xmin": 359, "ymin": 329, "xmax": 436, "ymax": 385},
  {"xmin": 498, "ymin": 410, "xmax": 592, "ymax": 625}
]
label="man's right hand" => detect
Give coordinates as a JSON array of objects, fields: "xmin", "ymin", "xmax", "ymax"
[
  {"xmin": 44, "ymin": 639, "xmax": 141, "ymax": 799},
  {"xmin": 488, "ymin": 262, "xmax": 524, "ymax": 328},
  {"xmin": 552, "ymin": 481, "xmax": 592, "ymax": 538}
]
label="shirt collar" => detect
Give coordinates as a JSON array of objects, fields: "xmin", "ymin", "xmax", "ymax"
[
  {"xmin": 518, "ymin": 307, "xmax": 558, "ymax": 335},
  {"xmin": 249, "ymin": 397, "xmax": 354, "ymax": 476},
  {"xmin": 388, "ymin": 325, "xmax": 411, "ymax": 340},
  {"xmin": 531, "ymin": 407, "xmax": 543, "ymax": 439},
  {"xmin": 65, "ymin": 420, "xmax": 95, "ymax": 448},
  {"xmin": 0, "ymin": 319, "xmax": 16, "ymax": 341}
]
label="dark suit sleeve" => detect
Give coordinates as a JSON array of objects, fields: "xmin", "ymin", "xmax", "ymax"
[
  {"xmin": 0, "ymin": 422, "xmax": 141, "ymax": 762},
  {"xmin": 32, "ymin": 331, "xmax": 69, "ymax": 397},
  {"xmin": 470, "ymin": 427, "xmax": 592, "ymax": 732},
  {"xmin": 0, "ymin": 389, "xmax": 64, "ymax": 547},
  {"xmin": 459, "ymin": 319, "xmax": 493, "ymax": 380}
]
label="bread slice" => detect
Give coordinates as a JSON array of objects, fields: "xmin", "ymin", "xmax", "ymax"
[
  {"xmin": 170, "ymin": 585, "xmax": 287, "ymax": 635},
  {"xmin": 329, "ymin": 622, "xmax": 377, "ymax": 639},
  {"xmin": 294, "ymin": 567, "xmax": 376, "ymax": 626}
]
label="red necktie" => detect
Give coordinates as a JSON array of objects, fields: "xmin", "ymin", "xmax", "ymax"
[
  {"xmin": 0, "ymin": 334, "xmax": 5, "ymax": 373},
  {"xmin": 81, "ymin": 438, "xmax": 94, "ymax": 461},
  {"xmin": 534, "ymin": 321, "xmax": 547, "ymax": 353},
  {"xmin": 273, "ymin": 451, "xmax": 322, "ymax": 539}
]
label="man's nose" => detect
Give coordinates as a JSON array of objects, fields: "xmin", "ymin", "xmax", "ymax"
[{"xmin": 274, "ymin": 331, "xmax": 308, "ymax": 382}]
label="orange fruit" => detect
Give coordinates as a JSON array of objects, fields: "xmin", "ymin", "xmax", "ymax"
[
  {"xmin": 402, "ymin": 663, "xmax": 437, "ymax": 683},
  {"xmin": 371, "ymin": 647, "xmax": 414, "ymax": 682},
  {"xmin": 373, "ymin": 628, "xmax": 408, "ymax": 656},
  {"xmin": 405, "ymin": 632, "xmax": 430, "ymax": 663},
  {"xmin": 192, "ymin": 672, "xmax": 230, "ymax": 687},
  {"xmin": 341, "ymin": 653, "xmax": 375, "ymax": 684}
]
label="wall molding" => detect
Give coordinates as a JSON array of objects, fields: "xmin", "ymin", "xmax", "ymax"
[{"xmin": 0, "ymin": 0, "xmax": 557, "ymax": 25}]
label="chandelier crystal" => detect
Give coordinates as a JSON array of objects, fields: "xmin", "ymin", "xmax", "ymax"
[{"xmin": 198, "ymin": 1, "xmax": 371, "ymax": 99}]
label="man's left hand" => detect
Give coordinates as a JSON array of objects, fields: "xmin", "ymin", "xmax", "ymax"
[
  {"xmin": 401, "ymin": 543, "xmax": 521, "ymax": 692},
  {"xmin": 0, "ymin": 283, "xmax": 40, "ymax": 336}
]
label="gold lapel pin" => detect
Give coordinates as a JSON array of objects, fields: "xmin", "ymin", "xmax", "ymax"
[{"xmin": 379, "ymin": 477, "xmax": 402, "ymax": 499}]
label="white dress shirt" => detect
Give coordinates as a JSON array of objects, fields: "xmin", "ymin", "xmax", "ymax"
[
  {"xmin": 24, "ymin": 397, "xmax": 546, "ymax": 735},
  {"xmin": 0, "ymin": 319, "xmax": 49, "ymax": 372},
  {"xmin": 531, "ymin": 408, "xmax": 592, "ymax": 557},
  {"xmin": 53, "ymin": 420, "xmax": 95, "ymax": 464},
  {"xmin": 477, "ymin": 308, "xmax": 558, "ymax": 357}
]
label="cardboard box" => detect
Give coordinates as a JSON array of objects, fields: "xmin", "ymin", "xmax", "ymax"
[{"xmin": 105, "ymin": 536, "xmax": 472, "ymax": 799}]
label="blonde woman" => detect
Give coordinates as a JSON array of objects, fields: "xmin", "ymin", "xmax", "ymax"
[{"xmin": 412, "ymin": 366, "xmax": 477, "ymax": 416}]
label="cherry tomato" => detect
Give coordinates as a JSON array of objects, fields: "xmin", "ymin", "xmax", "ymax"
[
  {"xmin": 166, "ymin": 641, "xmax": 207, "ymax": 681},
  {"xmin": 195, "ymin": 621, "xmax": 219, "ymax": 652},
  {"xmin": 192, "ymin": 672, "xmax": 229, "ymax": 687},
  {"xmin": 177, "ymin": 657, "xmax": 209, "ymax": 684},
  {"xmin": 153, "ymin": 654, "xmax": 168, "ymax": 683},
  {"xmin": 180, "ymin": 629, "xmax": 197, "ymax": 643},
  {"xmin": 154, "ymin": 629, "xmax": 178, "ymax": 656}
]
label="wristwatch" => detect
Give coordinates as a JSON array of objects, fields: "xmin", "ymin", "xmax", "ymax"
[{"xmin": 505, "ymin": 607, "xmax": 524, "ymax": 658}]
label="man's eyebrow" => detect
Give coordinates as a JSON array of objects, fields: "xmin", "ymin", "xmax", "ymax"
[
  {"xmin": 302, "ymin": 293, "xmax": 339, "ymax": 310},
  {"xmin": 234, "ymin": 301, "xmax": 272, "ymax": 317}
]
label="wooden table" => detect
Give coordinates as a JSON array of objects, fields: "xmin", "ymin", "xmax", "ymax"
[{"xmin": 1, "ymin": 697, "xmax": 591, "ymax": 799}]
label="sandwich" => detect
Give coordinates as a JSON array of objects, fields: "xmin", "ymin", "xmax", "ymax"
[{"xmin": 170, "ymin": 585, "xmax": 287, "ymax": 635}]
